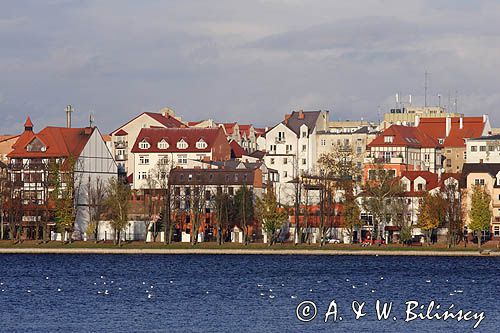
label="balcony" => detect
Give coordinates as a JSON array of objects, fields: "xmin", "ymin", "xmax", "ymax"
[
  {"xmin": 115, "ymin": 154, "xmax": 128, "ymax": 161},
  {"xmin": 274, "ymin": 137, "xmax": 285, "ymax": 144},
  {"xmin": 114, "ymin": 141, "xmax": 128, "ymax": 149}
]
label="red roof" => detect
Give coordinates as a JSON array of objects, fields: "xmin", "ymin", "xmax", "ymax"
[
  {"xmin": 24, "ymin": 117, "xmax": 33, "ymax": 128},
  {"xmin": 368, "ymin": 125, "xmax": 439, "ymax": 148},
  {"xmin": 115, "ymin": 129, "xmax": 128, "ymax": 136},
  {"xmin": 131, "ymin": 127, "xmax": 224, "ymax": 153},
  {"xmin": 417, "ymin": 117, "xmax": 485, "ymax": 148},
  {"xmin": 111, "ymin": 112, "xmax": 185, "ymax": 135},
  {"xmin": 229, "ymin": 140, "xmax": 245, "ymax": 158},
  {"xmin": 238, "ymin": 124, "xmax": 252, "ymax": 136},
  {"xmin": 219, "ymin": 123, "xmax": 237, "ymax": 135},
  {"xmin": 8, "ymin": 126, "xmax": 94, "ymax": 158},
  {"xmin": 400, "ymin": 170, "xmax": 439, "ymax": 194}
]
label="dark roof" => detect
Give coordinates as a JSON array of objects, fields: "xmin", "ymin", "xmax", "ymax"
[
  {"xmin": 248, "ymin": 150, "xmax": 265, "ymax": 159},
  {"xmin": 461, "ymin": 163, "xmax": 500, "ymax": 188},
  {"xmin": 467, "ymin": 134, "xmax": 500, "ymax": 141},
  {"xmin": 353, "ymin": 126, "xmax": 379, "ymax": 134},
  {"xmin": 282, "ymin": 111, "xmax": 322, "ymax": 136},
  {"xmin": 168, "ymin": 168, "xmax": 257, "ymax": 186}
]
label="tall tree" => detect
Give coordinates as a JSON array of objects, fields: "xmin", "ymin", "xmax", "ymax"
[
  {"xmin": 441, "ymin": 183, "xmax": 464, "ymax": 247},
  {"xmin": 343, "ymin": 198, "xmax": 363, "ymax": 244},
  {"xmin": 189, "ymin": 184, "xmax": 207, "ymax": 245},
  {"xmin": 469, "ymin": 185, "xmax": 492, "ymax": 249},
  {"xmin": 255, "ymin": 190, "xmax": 288, "ymax": 246},
  {"xmin": 417, "ymin": 192, "xmax": 445, "ymax": 245},
  {"xmin": 233, "ymin": 185, "xmax": 254, "ymax": 245},
  {"xmin": 105, "ymin": 177, "xmax": 131, "ymax": 246},
  {"xmin": 213, "ymin": 190, "xmax": 231, "ymax": 245},
  {"xmin": 87, "ymin": 176, "xmax": 106, "ymax": 242}
]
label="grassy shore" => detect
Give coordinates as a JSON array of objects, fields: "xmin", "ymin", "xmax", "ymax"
[{"xmin": 0, "ymin": 240, "xmax": 499, "ymax": 256}]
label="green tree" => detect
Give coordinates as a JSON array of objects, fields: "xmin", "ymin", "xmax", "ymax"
[
  {"xmin": 105, "ymin": 177, "xmax": 131, "ymax": 246},
  {"xmin": 469, "ymin": 185, "xmax": 492, "ymax": 249},
  {"xmin": 255, "ymin": 190, "xmax": 288, "ymax": 246},
  {"xmin": 233, "ymin": 185, "xmax": 254, "ymax": 245},
  {"xmin": 417, "ymin": 192, "xmax": 445, "ymax": 245}
]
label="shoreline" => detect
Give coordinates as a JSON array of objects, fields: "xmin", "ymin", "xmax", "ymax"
[{"xmin": 0, "ymin": 247, "xmax": 498, "ymax": 256}]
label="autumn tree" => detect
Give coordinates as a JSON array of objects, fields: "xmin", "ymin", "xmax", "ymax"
[
  {"xmin": 417, "ymin": 192, "xmax": 446, "ymax": 245},
  {"xmin": 189, "ymin": 184, "xmax": 207, "ymax": 245},
  {"xmin": 105, "ymin": 177, "xmax": 131, "ymax": 246},
  {"xmin": 468, "ymin": 185, "xmax": 492, "ymax": 249},
  {"xmin": 343, "ymin": 198, "xmax": 363, "ymax": 244},
  {"xmin": 213, "ymin": 190, "xmax": 231, "ymax": 245},
  {"xmin": 255, "ymin": 190, "xmax": 288, "ymax": 246}
]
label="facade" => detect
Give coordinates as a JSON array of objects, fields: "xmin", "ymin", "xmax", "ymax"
[
  {"xmin": 7, "ymin": 118, "xmax": 117, "ymax": 240},
  {"xmin": 465, "ymin": 135, "xmax": 500, "ymax": 164},
  {"xmin": 365, "ymin": 124, "xmax": 442, "ymax": 180},
  {"xmin": 262, "ymin": 110, "xmax": 329, "ymax": 204},
  {"xmin": 382, "ymin": 105, "xmax": 463, "ymax": 128},
  {"xmin": 0, "ymin": 135, "xmax": 20, "ymax": 163},
  {"xmin": 110, "ymin": 109, "xmax": 185, "ymax": 179},
  {"xmin": 130, "ymin": 127, "xmax": 231, "ymax": 190},
  {"xmin": 168, "ymin": 163, "xmax": 270, "ymax": 242},
  {"xmin": 462, "ymin": 163, "xmax": 500, "ymax": 238}
]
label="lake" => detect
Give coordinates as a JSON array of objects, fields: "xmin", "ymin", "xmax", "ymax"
[{"xmin": 0, "ymin": 254, "xmax": 498, "ymax": 332}]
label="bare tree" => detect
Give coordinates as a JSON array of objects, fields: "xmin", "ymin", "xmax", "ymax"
[
  {"xmin": 189, "ymin": 184, "xmax": 207, "ymax": 245},
  {"xmin": 105, "ymin": 177, "xmax": 131, "ymax": 246},
  {"xmin": 87, "ymin": 176, "xmax": 106, "ymax": 242}
]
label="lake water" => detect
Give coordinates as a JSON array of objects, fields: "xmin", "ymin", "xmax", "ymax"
[{"xmin": 0, "ymin": 254, "xmax": 498, "ymax": 332}]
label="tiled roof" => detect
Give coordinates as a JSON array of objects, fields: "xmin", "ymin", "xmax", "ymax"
[
  {"xmin": 461, "ymin": 163, "xmax": 500, "ymax": 188},
  {"xmin": 229, "ymin": 140, "xmax": 245, "ymax": 158},
  {"xmin": 400, "ymin": 170, "xmax": 439, "ymax": 193},
  {"xmin": 368, "ymin": 125, "xmax": 439, "ymax": 148},
  {"xmin": 131, "ymin": 127, "xmax": 224, "ymax": 153},
  {"xmin": 111, "ymin": 112, "xmax": 185, "ymax": 135},
  {"xmin": 8, "ymin": 126, "xmax": 94, "ymax": 158},
  {"xmin": 417, "ymin": 117, "xmax": 485, "ymax": 147},
  {"xmin": 282, "ymin": 110, "xmax": 322, "ymax": 136},
  {"xmin": 114, "ymin": 129, "xmax": 128, "ymax": 136},
  {"xmin": 0, "ymin": 135, "xmax": 20, "ymax": 142}
]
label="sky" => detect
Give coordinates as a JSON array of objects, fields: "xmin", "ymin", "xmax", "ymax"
[{"xmin": 1, "ymin": 0, "xmax": 500, "ymax": 134}]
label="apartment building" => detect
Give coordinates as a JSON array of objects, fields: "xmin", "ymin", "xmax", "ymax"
[{"xmin": 465, "ymin": 135, "xmax": 500, "ymax": 164}]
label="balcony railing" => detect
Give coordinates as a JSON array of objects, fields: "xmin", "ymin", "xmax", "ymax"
[
  {"xmin": 274, "ymin": 137, "xmax": 285, "ymax": 144},
  {"xmin": 114, "ymin": 141, "xmax": 128, "ymax": 149}
]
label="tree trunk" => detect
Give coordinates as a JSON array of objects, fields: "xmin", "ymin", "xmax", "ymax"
[{"xmin": 477, "ymin": 231, "xmax": 481, "ymax": 249}]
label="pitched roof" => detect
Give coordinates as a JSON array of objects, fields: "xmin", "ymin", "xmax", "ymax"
[
  {"xmin": 131, "ymin": 127, "xmax": 224, "ymax": 153},
  {"xmin": 111, "ymin": 112, "xmax": 185, "ymax": 135},
  {"xmin": 282, "ymin": 110, "xmax": 322, "ymax": 136},
  {"xmin": 229, "ymin": 140, "xmax": 246, "ymax": 158},
  {"xmin": 400, "ymin": 170, "xmax": 439, "ymax": 194},
  {"xmin": 0, "ymin": 135, "xmax": 20, "ymax": 142},
  {"xmin": 417, "ymin": 117, "xmax": 485, "ymax": 147},
  {"xmin": 368, "ymin": 125, "xmax": 439, "ymax": 148},
  {"xmin": 461, "ymin": 163, "xmax": 500, "ymax": 188},
  {"xmin": 114, "ymin": 129, "xmax": 128, "ymax": 136},
  {"xmin": 8, "ymin": 126, "xmax": 95, "ymax": 158}
]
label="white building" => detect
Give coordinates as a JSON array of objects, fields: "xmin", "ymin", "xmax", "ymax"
[
  {"xmin": 130, "ymin": 127, "xmax": 231, "ymax": 190},
  {"xmin": 465, "ymin": 135, "xmax": 500, "ymax": 164},
  {"xmin": 262, "ymin": 110, "xmax": 329, "ymax": 204}
]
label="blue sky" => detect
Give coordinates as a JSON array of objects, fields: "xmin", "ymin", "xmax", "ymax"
[{"xmin": 1, "ymin": 0, "xmax": 499, "ymax": 134}]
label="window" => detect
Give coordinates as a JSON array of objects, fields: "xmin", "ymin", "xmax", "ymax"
[
  {"xmin": 302, "ymin": 158, "xmax": 306, "ymax": 165},
  {"xmin": 356, "ymin": 146, "xmax": 362, "ymax": 154},
  {"xmin": 417, "ymin": 183, "xmax": 425, "ymax": 191},
  {"xmin": 157, "ymin": 139, "xmax": 169, "ymax": 150},
  {"xmin": 196, "ymin": 140, "xmax": 207, "ymax": 149},
  {"xmin": 228, "ymin": 187, "xmax": 234, "ymax": 196},
  {"xmin": 424, "ymin": 153, "xmax": 430, "ymax": 162},
  {"xmin": 302, "ymin": 144, "xmax": 306, "ymax": 152},
  {"xmin": 494, "ymin": 226, "xmax": 500, "ymax": 237},
  {"xmin": 269, "ymin": 144, "xmax": 276, "ymax": 152},
  {"xmin": 139, "ymin": 140, "xmax": 150, "ymax": 149},
  {"xmin": 474, "ymin": 179, "xmax": 485, "ymax": 185},
  {"xmin": 480, "ymin": 146, "xmax": 486, "ymax": 152},
  {"xmin": 177, "ymin": 154, "xmax": 187, "ymax": 164},
  {"xmin": 488, "ymin": 145, "xmax": 495, "ymax": 152},
  {"xmin": 285, "ymin": 144, "xmax": 292, "ymax": 153},
  {"xmin": 177, "ymin": 139, "xmax": 188, "ymax": 149},
  {"xmin": 446, "ymin": 159, "xmax": 452, "ymax": 167},
  {"xmin": 139, "ymin": 155, "xmax": 149, "ymax": 165},
  {"xmin": 277, "ymin": 131, "xmax": 285, "ymax": 142},
  {"xmin": 463, "ymin": 152, "xmax": 467, "ymax": 160},
  {"xmin": 302, "ymin": 131, "xmax": 307, "ymax": 138},
  {"xmin": 270, "ymin": 158, "xmax": 275, "ymax": 165},
  {"xmin": 383, "ymin": 151, "xmax": 392, "ymax": 162},
  {"xmin": 470, "ymin": 146, "xmax": 477, "ymax": 152},
  {"xmin": 384, "ymin": 136, "xmax": 394, "ymax": 143},
  {"xmin": 320, "ymin": 139, "xmax": 326, "ymax": 146},
  {"xmin": 283, "ymin": 158, "xmax": 287, "ymax": 165},
  {"xmin": 283, "ymin": 171, "xmax": 288, "ymax": 178},
  {"xmin": 138, "ymin": 171, "xmax": 147, "ymax": 180}
]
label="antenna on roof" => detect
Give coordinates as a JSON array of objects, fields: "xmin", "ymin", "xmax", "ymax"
[
  {"xmin": 89, "ymin": 112, "xmax": 95, "ymax": 128},
  {"xmin": 437, "ymin": 94, "xmax": 441, "ymax": 107},
  {"xmin": 424, "ymin": 71, "xmax": 429, "ymax": 107},
  {"xmin": 65, "ymin": 105, "xmax": 74, "ymax": 128},
  {"xmin": 454, "ymin": 91, "xmax": 458, "ymax": 113}
]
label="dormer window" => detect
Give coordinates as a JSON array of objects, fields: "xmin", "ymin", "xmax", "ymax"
[
  {"xmin": 26, "ymin": 137, "xmax": 46, "ymax": 152},
  {"xmin": 196, "ymin": 139, "xmax": 207, "ymax": 149},
  {"xmin": 158, "ymin": 139, "xmax": 169, "ymax": 150},
  {"xmin": 177, "ymin": 139, "xmax": 188, "ymax": 149},
  {"xmin": 139, "ymin": 140, "xmax": 150, "ymax": 149},
  {"xmin": 384, "ymin": 136, "xmax": 394, "ymax": 143}
]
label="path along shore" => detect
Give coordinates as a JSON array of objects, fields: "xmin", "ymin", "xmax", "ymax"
[{"xmin": 0, "ymin": 248, "xmax": 499, "ymax": 256}]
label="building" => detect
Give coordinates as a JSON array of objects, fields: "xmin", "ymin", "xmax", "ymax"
[
  {"xmin": 365, "ymin": 124, "xmax": 442, "ymax": 181},
  {"xmin": 417, "ymin": 116, "xmax": 491, "ymax": 172},
  {"xmin": 7, "ymin": 118, "xmax": 117, "ymax": 240},
  {"xmin": 168, "ymin": 162, "xmax": 271, "ymax": 242},
  {"xmin": 262, "ymin": 110, "xmax": 329, "ymax": 204},
  {"xmin": 110, "ymin": 108, "xmax": 185, "ymax": 179},
  {"xmin": 465, "ymin": 135, "xmax": 500, "ymax": 164},
  {"xmin": 130, "ymin": 127, "xmax": 231, "ymax": 190},
  {"xmin": 461, "ymin": 163, "xmax": 500, "ymax": 239},
  {"xmin": 0, "ymin": 135, "xmax": 20, "ymax": 163},
  {"xmin": 382, "ymin": 105, "xmax": 463, "ymax": 128}
]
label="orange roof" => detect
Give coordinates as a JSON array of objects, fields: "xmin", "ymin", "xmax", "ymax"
[
  {"xmin": 368, "ymin": 125, "xmax": 439, "ymax": 148},
  {"xmin": 229, "ymin": 140, "xmax": 245, "ymax": 158},
  {"xmin": 0, "ymin": 135, "xmax": 20, "ymax": 142},
  {"xmin": 8, "ymin": 126, "xmax": 95, "ymax": 158},
  {"xmin": 417, "ymin": 117, "xmax": 485, "ymax": 147}
]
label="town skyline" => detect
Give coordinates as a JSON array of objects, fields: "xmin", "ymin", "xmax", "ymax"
[{"xmin": 2, "ymin": 0, "xmax": 500, "ymax": 134}]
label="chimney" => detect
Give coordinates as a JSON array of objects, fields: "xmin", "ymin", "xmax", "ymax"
[
  {"xmin": 298, "ymin": 110, "xmax": 305, "ymax": 119},
  {"xmin": 445, "ymin": 115, "xmax": 451, "ymax": 137},
  {"xmin": 284, "ymin": 114, "xmax": 292, "ymax": 124},
  {"xmin": 65, "ymin": 105, "xmax": 73, "ymax": 128},
  {"xmin": 415, "ymin": 115, "xmax": 420, "ymax": 127},
  {"xmin": 459, "ymin": 116, "xmax": 463, "ymax": 129},
  {"xmin": 24, "ymin": 117, "xmax": 33, "ymax": 132}
]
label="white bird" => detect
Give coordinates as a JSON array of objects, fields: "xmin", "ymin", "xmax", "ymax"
[
  {"xmin": 169, "ymin": 280, "xmax": 173, "ymax": 284},
  {"xmin": 257, "ymin": 284, "xmax": 263, "ymax": 287},
  {"xmin": 1, "ymin": 290, "xmax": 4, "ymax": 292},
  {"xmin": 148, "ymin": 294, "xmax": 153, "ymax": 299},
  {"xmin": 142, "ymin": 282, "xmax": 146, "ymax": 285},
  {"xmin": 150, "ymin": 286, "xmax": 154, "ymax": 289},
  {"xmin": 456, "ymin": 290, "xmax": 463, "ymax": 293},
  {"xmin": 446, "ymin": 280, "xmax": 449, "ymax": 282},
  {"xmin": 380, "ymin": 277, "xmax": 384, "ymax": 280},
  {"xmin": 97, "ymin": 291, "xmax": 102, "ymax": 294},
  {"xmin": 94, "ymin": 282, "xmax": 97, "ymax": 285},
  {"xmin": 111, "ymin": 281, "xmax": 114, "ymax": 284},
  {"xmin": 260, "ymin": 293, "xmax": 265, "ymax": 296},
  {"xmin": 269, "ymin": 295, "xmax": 275, "ymax": 299},
  {"xmin": 27, "ymin": 290, "xmax": 31, "ymax": 293},
  {"xmin": 118, "ymin": 287, "xmax": 122, "ymax": 291},
  {"xmin": 425, "ymin": 280, "xmax": 431, "ymax": 283},
  {"xmin": 291, "ymin": 295, "xmax": 297, "ymax": 299},
  {"xmin": 371, "ymin": 290, "xmax": 376, "ymax": 293},
  {"xmin": 103, "ymin": 282, "xmax": 106, "ymax": 285},
  {"xmin": 57, "ymin": 288, "xmax": 62, "ymax": 292},
  {"xmin": 206, "ymin": 291, "xmax": 209, "ymax": 294},
  {"xmin": 45, "ymin": 277, "xmax": 49, "ymax": 280},
  {"xmin": 352, "ymin": 285, "xmax": 356, "ymax": 289},
  {"xmin": 364, "ymin": 283, "xmax": 368, "ymax": 286},
  {"xmin": 100, "ymin": 276, "xmax": 104, "ymax": 279},
  {"xmin": 104, "ymin": 290, "xmax": 109, "ymax": 295},
  {"xmin": 269, "ymin": 289, "xmax": 272, "ymax": 292},
  {"xmin": 346, "ymin": 279, "xmax": 350, "ymax": 282},
  {"xmin": 281, "ymin": 284, "xmax": 285, "ymax": 287},
  {"xmin": 0, "ymin": 282, "xmax": 3, "ymax": 285},
  {"xmin": 449, "ymin": 293, "xmax": 455, "ymax": 296},
  {"xmin": 309, "ymin": 289, "xmax": 313, "ymax": 292}
]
